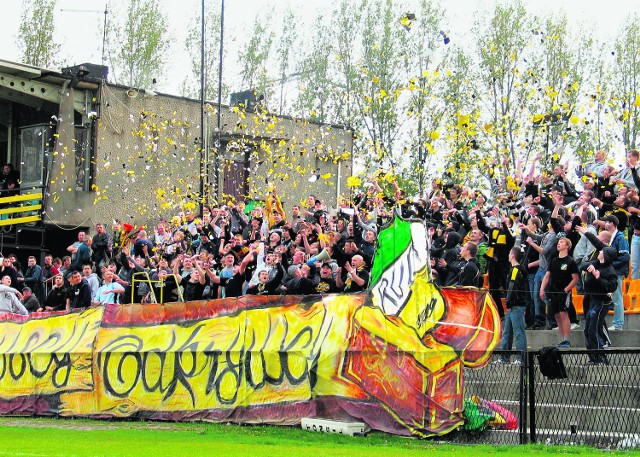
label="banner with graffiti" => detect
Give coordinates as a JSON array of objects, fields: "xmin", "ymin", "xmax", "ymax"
[{"xmin": 0, "ymin": 217, "xmax": 501, "ymax": 437}]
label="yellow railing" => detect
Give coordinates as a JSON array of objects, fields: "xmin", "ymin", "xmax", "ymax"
[
  {"xmin": 0, "ymin": 191, "xmax": 43, "ymax": 226},
  {"xmin": 131, "ymin": 272, "xmax": 183, "ymax": 304}
]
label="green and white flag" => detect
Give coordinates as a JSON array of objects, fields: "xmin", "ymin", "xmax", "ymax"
[{"xmin": 370, "ymin": 215, "xmax": 430, "ymax": 316}]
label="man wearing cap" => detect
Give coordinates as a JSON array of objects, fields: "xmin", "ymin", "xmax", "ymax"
[
  {"xmin": 315, "ymin": 262, "xmax": 339, "ymax": 294},
  {"xmin": 21, "ymin": 286, "xmax": 40, "ymax": 313},
  {"xmin": 602, "ymin": 215, "xmax": 630, "ymax": 331}
]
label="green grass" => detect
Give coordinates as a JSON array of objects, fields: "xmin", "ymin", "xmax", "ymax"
[{"xmin": 0, "ymin": 417, "xmax": 637, "ymax": 457}]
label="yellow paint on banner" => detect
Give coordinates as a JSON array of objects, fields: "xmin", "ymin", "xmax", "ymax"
[
  {"xmin": 62, "ymin": 298, "xmax": 351, "ymax": 416},
  {"xmin": 0, "ymin": 307, "xmax": 103, "ymax": 398}
]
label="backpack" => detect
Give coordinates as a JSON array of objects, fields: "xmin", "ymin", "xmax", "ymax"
[{"xmin": 537, "ymin": 346, "xmax": 567, "ymax": 380}]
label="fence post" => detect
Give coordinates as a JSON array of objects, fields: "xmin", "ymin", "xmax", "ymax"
[
  {"xmin": 519, "ymin": 350, "xmax": 527, "ymax": 444},
  {"xmin": 527, "ymin": 350, "xmax": 536, "ymax": 443}
]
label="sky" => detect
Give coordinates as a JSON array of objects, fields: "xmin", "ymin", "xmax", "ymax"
[{"xmin": 2, "ymin": 0, "xmax": 637, "ymax": 97}]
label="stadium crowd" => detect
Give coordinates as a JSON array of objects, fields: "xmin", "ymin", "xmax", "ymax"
[{"xmin": 0, "ymin": 150, "xmax": 638, "ymax": 360}]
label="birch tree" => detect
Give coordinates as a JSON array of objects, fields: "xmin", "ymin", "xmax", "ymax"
[
  {"xmin": 17, "ymin": 0, "xmax": 60, "ymax": 68},
  {"xmin": 610, "ymin": 15, "xmax": 640, "ymax": 150},
  {"xmin": 182, "ymin": 4, "xmax": 226, "ymax": 100},
  {"xmin": 108, "ymin": 0, "xmax": 170, "ymax": 89}
]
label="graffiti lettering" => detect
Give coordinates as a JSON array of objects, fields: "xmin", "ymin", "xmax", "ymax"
[
  {"xmin": 0, "ymin": 352, "xmax": 72, "ymax": 389},
  {"xmin": 97, "ymin": 318, "xmax": 319, "ymax": 409},
  {"xmin": 0, "ymin": 308, "xmax": 102, "ymax": 398},
  {"xmin": 416, "ymin": 298, "xmax": 438, "ymax": 328}
]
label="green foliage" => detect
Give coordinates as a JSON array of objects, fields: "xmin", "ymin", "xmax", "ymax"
[
  {"xmin": 108, "ymin": 0, "xmax": 170, "ymax": 89},
  {"xmin": 610, "ymin": 15, "xmax": 640, "ymax": 149},
  {"xmin": 355, "ymin": 0, "xmax": 408, "ymax": 168},
  {"xmin": 275, "ymin": 8, "xmax": 299, "ymax": 115},
  {"xmin": 182, "ymin": 4, "xmax": 227, "ymax": 101},
  {"xmin": 238, "ymin": 16, "xmax": 274, "ymax": 103},
  {"xmin": 294, "ymin": 14, "xmax": 335, "ymax": 123},
  {"xmin": 17, "ymin": 0, "xmax": 60, "ymax": 68},
  {"xmin": 97, "ymin": 0, "xmax": 637, "ymax": 199},
  {"xmin": 474, "ymin": 1, "xmax": 532, "ymax": 172}
]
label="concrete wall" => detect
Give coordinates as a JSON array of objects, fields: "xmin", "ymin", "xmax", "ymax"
[{"xmin": 47, "ymin": 83, "xmax": 353, "ymax": 228}]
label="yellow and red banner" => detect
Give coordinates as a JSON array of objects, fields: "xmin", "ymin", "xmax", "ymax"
[{"xmin": 0, "ymin": 283, "xmax": 499, "ymax": 437}]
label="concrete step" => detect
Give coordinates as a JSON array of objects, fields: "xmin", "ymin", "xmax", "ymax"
[
  {"xmin": 463, "ymin": 354, "xmax": 640, "ymax": 436},
  {"xmin": 505, "ymin": 311, "xmax": 640, "ymax": 349},
  {"xmin": 606, "ymin": 313, "xmax": 640, "ymax": 329},
  {"xmin": 531, "ymin": 402, "xmax": 640, "ymax": 434},
  {"xmin": 524, "ymin": 328, "xmax": 640, "ymax": 349},
  {"xmin": 466, "ymin": 377, "xmax": 640, "ymax": 408},
  {"xmin": 460, "ymin": 396, "xmax": 640, "ymax": 434}
]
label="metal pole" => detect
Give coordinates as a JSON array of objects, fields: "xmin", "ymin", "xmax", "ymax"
[
  {"xmin": 199, "ymin": 0, "xmax": 207, "ymax": 209},
  {"xmin": 102, "ymin": 4, "xmax": 108, "ymax": 65},
  {"xmin": 519, "ymin": 350, "xmax": 527, "ymax": 444},
  {"xmin": 215, "ymin": 0, "xmax": 225, "ymax": 203},
  {"xmin": 528, "ymin": 350, "xmax": 537, "ymax": 443}
]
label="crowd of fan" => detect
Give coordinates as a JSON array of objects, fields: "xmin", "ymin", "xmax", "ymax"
[
  {"xmin": 0, "ymin": 150, "xmax": 637, "ymax": 357},
  {"xmin": 0, "ymin": 178, "xmax": 392, "ymax": 314},
  {"xmin": 425, "ymin": 149, "xmax": 638, "ymax": 358}
]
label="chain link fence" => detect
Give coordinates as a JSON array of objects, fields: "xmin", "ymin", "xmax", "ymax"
[{"xmin": 444, "ymin": 349, "xmax": 640, "ymax": 448}]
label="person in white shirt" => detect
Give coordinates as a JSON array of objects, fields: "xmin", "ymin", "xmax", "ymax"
[
  {"xmin": 0, "ymin": 275, "xmax": 28, "ymax": 315},
  {"xmin": 93, "ymin": 270, "xmax": 125, "ymax": 305}
]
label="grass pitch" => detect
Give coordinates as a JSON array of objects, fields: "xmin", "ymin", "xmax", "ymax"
[{"xmin": 0, "ymin": 417, "xmax": 637, "ymax": 457}]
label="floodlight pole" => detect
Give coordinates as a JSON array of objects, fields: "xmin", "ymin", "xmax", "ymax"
[
  {"xmin": 215, "ymin": 0, "xmax": 225, "ymax": 203},
  {"xmin": 102, "ymin": 5, "xmax": 108, "ymax": 65},
  {"xmin": 199, "ymin": 0, "xmax": 207, "ymax": 210}
]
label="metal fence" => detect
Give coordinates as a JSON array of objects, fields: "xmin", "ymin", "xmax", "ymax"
[{"xmin": 446, "ymin": 349, "xmax": 640, "ymax": 448}]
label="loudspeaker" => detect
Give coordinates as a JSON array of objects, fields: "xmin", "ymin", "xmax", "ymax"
[{"xmin": 307, "ymin": 249, "xmax": 331, "ymax": 266}]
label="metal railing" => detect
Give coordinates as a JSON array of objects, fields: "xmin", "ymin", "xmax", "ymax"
[
  {"xmin": 130, "ymin": 271, "xmax": 183, "ymax": 304},
  {"xmin": 448, "ymin": 349, "xmax": 640, "ymax": 448}
]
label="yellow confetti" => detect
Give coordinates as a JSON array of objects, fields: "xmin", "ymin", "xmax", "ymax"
[{"xmin": 347, "ymin": 176, "xmax": 362, "ymax": 188}]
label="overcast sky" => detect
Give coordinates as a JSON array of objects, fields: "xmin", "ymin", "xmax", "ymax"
[{"xmin": 2, "ymin": 0, "xmax": 637, "ymax": 96}]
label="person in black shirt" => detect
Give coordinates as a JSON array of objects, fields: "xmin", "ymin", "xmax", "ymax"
[
  {"xmin": 41, "ymin": 274, "xmax": 68, "ymax": 312},
  {"xmin": 439, "ymin": 241, "xmax": 481, "ymax": 287},
  {"xmin": 66, "ymin": 270, "xmax": 92, "ymax": 310},
  {"xmin": 540, "ymin": 237, "xmax": 579, "ymax": 348},
  {"xmin": 314, "ymin": 263, "xmax": 339, "ymax": 294},
  {"xmin": 0, "ymin": 257, "xmax": 19, "ymax": 291},
  {"xmin": 337, "ymin": 255, "xmax": 369, "ymax": 293},
  {"xmin": 209, "ymin": 249, "xmax": 254, "ymax": 298},
  {"xmin": 496, "ymin": 248, "xmax": 528, "ymax": 364},
  {"xmin": 178, "ymin": 260, "xmax": 207, "ymax": 301},
  {"xmin": 581, "ymin": 247, "xmax": 618, "ymax": 364},
  {"xmin": 0, "ymin": 163, "xmax": 20, "ymax": 198},
  {"xmin": 246, "ymin": 263, "xmax": 284, "ymax": 296}
]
